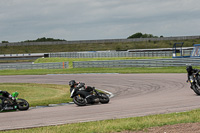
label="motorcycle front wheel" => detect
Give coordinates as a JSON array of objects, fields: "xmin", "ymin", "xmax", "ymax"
[
  {"xmin": 192, "ymin": 84, "xmax": 200, "ymax": 95},
  {"xmin": 99, "ymin": 92, "xmax": 109, "ymax": 104},
  {"xmin": 73, "ymin": 95, "xmax": 87, "ymax": 106},
  {"xmin": 16, "ymin": 98, "xmax": 29, "ymax": 111}
]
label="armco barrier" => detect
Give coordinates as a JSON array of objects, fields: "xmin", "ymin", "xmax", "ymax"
[
  {"xmin": 73, "ymin": 58, "xmax": 200, "ymax": 68},
  {"xmin": 0, "ymin": 62, "xmax": 68, "ymax": 70}
]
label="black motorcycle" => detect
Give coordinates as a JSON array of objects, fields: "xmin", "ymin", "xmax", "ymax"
[
  {"xmin": 70, "ymin": 83, "xmax": 110, "ymax": 106},
  {"xmin": 0, "ymin": 92, "xmax": 29, "ymax": 112},
  {"xmin": 187, "ymin": 70, "xmax": 200, "ymax": 95}
]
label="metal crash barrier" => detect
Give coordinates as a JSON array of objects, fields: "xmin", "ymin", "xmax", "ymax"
[{"xmin": 0, "ymin": 62, "xmax": 68, "ymax": 70}]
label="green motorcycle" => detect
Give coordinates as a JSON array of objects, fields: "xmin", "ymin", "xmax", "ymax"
[{"xmin": 0, "ymin": 92, "xmax": 29, "ymax": 112}]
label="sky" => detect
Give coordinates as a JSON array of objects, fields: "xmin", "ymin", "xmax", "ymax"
[{"xmin": 0, "ymin": 0, "xmax": 200, "ymax": 42}]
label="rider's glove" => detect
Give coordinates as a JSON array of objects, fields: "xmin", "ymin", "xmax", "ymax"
[{"xmin": 8, "ymin": 95, "xmax": 15, "ymax": 101}]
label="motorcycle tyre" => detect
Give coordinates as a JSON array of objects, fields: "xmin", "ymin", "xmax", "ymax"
[
  {"xmin": 192, "ymin": 85, "xmax": 200, "ymax": 95},
  {"xmin": 16, "ymin": 98, "xmax": 29, "ymax": 111},
  {"xmin": 73, "ymin": 95, "xmax": 87, "ymax": 106},
  {"xmin": 0, "ymin": 104, "xmax": 2, "ymax": 112},
  {"xmin": 99, "ymin": 92, "xmax": 109, "ymax": 104}
]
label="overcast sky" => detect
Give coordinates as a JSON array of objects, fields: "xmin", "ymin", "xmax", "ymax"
[{"xmin": 1, "ymin": 0, "xmax": 200, "ymax": 42}]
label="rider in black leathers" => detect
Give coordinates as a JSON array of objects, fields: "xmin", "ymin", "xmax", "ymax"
[
  {"xmin": 0, "ymin": 90, "xmax": 15, "ymax": 109},
  {"xmin": 186, "ymin": 65, "xmax": 200, "ymax": 89},
  {"xmin": 69, "ymin": 80, "xmax": 78, "ymax": 94},
  {"xmin": 69, "ymin": 80, "xmax": 95, "ymax": 103},
  {"xmin": 0, "ymin": 90, "xmax": 15, "ymax": 100},
  {"xmin": 186, "ymin": 65, "xmax": 200, "ymax": 82}
]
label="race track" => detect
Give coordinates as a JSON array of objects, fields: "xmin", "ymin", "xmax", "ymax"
[{"xmin": 0, "ymin": 73, "xmax": 199, "ymax": 130}]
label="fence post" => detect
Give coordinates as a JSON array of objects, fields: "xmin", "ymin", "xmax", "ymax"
[{"xmin": 63, "ymin": 62, "xmax": 65, "ymax": 69}]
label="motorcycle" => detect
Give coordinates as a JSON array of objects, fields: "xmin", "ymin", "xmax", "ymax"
[
  {"xmin": 70, "ymin": 82, "xmax": 110, "ymax": 106},
  {"xmin": 0, "ymin": 92, "xmax": 29, "ymax": 112},
  {"xmin": 187, "ymin": 70, "xmax": 200, "ymax": 95}
]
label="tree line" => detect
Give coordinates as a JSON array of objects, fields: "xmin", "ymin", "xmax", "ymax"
[
  {"xmin": 1, "ymin": 37, "xmax": 66, "ymax": 43},
  {"xmin": 127, "ymin": 32, "xmax": 163, "ymax": 39},
  {"xmin": 1, "ymin": 33, "xmax": 162, "ymax": 43}
]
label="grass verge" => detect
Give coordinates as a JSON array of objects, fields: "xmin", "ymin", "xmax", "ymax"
[
  {"xmin": 0, "ymin": 83, "xmax": 71, "ymax": 107},
  {"xmin": 1, "ymin": 109, "xmax": 200, "ymax": 133},
  {"xmin": 1, "ymin": 38, "xmax": 200, "ymax": 54},
  {"xmin": 0, "ymin": 66, "xmax": 194, "ymax": 75}
]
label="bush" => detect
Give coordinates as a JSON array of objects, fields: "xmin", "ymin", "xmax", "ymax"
[{"xmin": 1, "ymin": 41, "xmax": 9, "ymax": 43}]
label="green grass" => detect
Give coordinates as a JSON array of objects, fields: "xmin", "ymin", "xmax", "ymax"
[
  {"xmin": 0, "ymin": 66, "xmax": 192, "ymax": 75},
  {"xmin": 1, "ymin": 38, "xmax": 200, "ymax": 54},
  {"xmin": 2, "ymin": 108, "xmax": 200, "ymax": 133},
  {"xmin": 0, "ymin": 83, "xmax": 71, "ymax": 107}
]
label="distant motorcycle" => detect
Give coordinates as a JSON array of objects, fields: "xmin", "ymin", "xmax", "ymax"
[
  {"xmin": 0, "ymin": 92, "xmax": 29, "ymax": 112},
  {"xmin": 187, "ymin": 70, "xmax": 200, "ymax": 95},
  {"xmin": 70, "ymin": 83, "xmax": 110, "ymax": 106}
]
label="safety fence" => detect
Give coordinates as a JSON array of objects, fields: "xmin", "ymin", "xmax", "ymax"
[
  {"xmin": 50, "ymin": 50, "xmax": 193, "ymax": 58},
  {"xmin": 0, "ymin": 50, "xmax": 193, "ymax": 61},
  {"xmin": 50, "ymin": 51, "xmax": 173, "ymax": 58},
  {"xmin": 1, "ymin": 58, "xmax": 200, "ymax": 70},
  {"xmin": 0, "ymin": 53, "xmax": 45, "ymax": 61},
  {"xmin": 73, "ymin": 58, "xmax": 200, "ymax": 68},
  {"xmin": 0, "ymin": 62, "xmax": 68, "ymax": 70}
]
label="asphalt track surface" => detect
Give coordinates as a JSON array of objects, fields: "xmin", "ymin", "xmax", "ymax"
[{"xmin": 0, "ymin": 73, "xmax": 199, "ymax": 130}]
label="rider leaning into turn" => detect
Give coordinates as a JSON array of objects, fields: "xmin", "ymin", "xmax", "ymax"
[
  {"xmin": 186, "ymin": 65, "xmax": 200, "ymax": 82},
  {"xmin": 69, "ymin": 80, "xmax": 95, "ymax": 103},
  {"xmin": 0, "ymin": 90, "xmax": 15, "ymax": 100},
  {"xmin": 69, "ymin": 80, "xmax": 78, "ymax": 94},
  {"xmin": 69, "ymin": 80, "xmax": 94, "ymax": 93}
]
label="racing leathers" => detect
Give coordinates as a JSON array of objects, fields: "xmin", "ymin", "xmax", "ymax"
[
  {"xmin": 70, "ymin": 82, "xmax": 95, "ymax": 103},
  {"xmin": 0, "ymin": 90, "xmax": 15, "ymax": 100}
]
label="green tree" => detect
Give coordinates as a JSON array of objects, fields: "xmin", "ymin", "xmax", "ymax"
[
  {"xmin": 23, "ymin": 37, "xmax": 66, "ymax": 42},
  {"xmin": 127, "ymin": 32, "xmax": 158, "ymax": 39},
  {"xmin": 142, "ymin": 33, "xmax": 153, "ymax": 38},
  {"xmin": 1, "ymin": 41, "xmax": 9, "ymax": 43},
  {"xmin": 127, "ymin": 32, "xmax": 143, "ymax": 39}
]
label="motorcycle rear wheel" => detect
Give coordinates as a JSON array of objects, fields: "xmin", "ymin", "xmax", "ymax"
[
  {"xmin": 99, "ymin": 92, "xmax": 109, "ymax": 104},
  {"xmin": 16, "ymin": 98, "xmax": 29, "ymax": 111},
  {"xmin": 73, "ymin": 95, "xmax": 87, "ymax": 106}
]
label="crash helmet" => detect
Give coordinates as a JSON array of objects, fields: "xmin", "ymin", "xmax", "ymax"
[
  {"xmin": 186, "ymin": 65, "xmax": 193, "ymax": 72},
  {"xmin": 69, "ymin": 80, "xmax": 76, "ymax": 87}
]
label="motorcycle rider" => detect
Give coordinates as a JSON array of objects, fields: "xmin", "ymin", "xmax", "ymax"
[
  {"xmin": 69, "ymin": 80, "xmax": 78, "ymax": 94},
  {"xmin": 186, "ymin": 65, "xmax": 200, "ymax": 90},
  {"xmin": 186, "ymin": 65, "xmax": 200, "ymax": 82},
  {"xmin": 0, "ymin": 90, "xmax": 16, "ymax": 111},
  {"xmin": 0, "ymin": 90, "xmax": 15, "ymax": 100},
  {"xmin": 69, "ymin": 80, "xmax": 95, "ymax": 103}
]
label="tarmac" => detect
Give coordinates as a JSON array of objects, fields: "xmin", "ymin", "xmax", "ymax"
[{"xmin": 0, "ymin": 73, "xmax": 198, "ymax": 130}]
